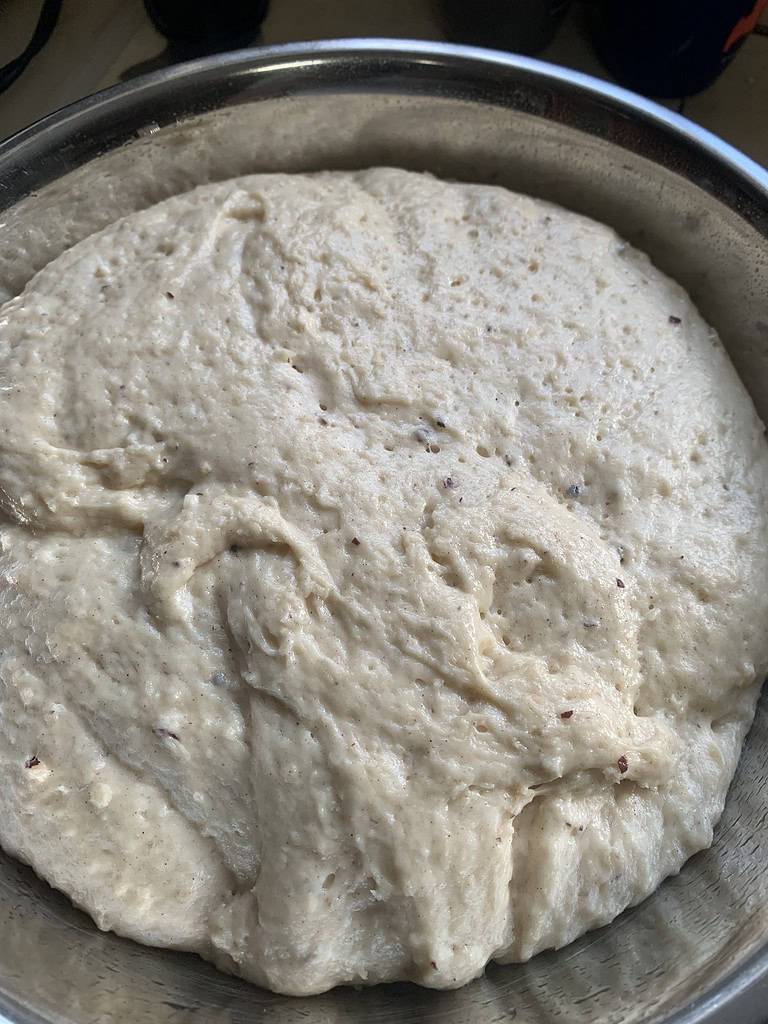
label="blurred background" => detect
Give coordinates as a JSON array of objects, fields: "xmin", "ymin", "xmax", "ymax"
[{"xmin": 0, "ymin": 0, "xmax": 766, "ymax": 164}]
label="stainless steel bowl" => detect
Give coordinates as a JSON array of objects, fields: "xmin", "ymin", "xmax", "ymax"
[{"xmin": 1, "ymin": 39, "xmax": 767, "ymax": 1024}]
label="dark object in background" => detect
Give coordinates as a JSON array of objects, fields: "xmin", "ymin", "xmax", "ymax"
[
  {"xmin": 593, "ymin": 0, "xmax": 767, "ymax": 98},
  {"xmin": 144, "ymin": 0, "xmax": 270, "ymax": 46},
  {"xmin": 0, "ymin": 0, "xmax": 63, "ymax": 96},
  {"xmin": 440, "ymin": 0, "xmax": 573, "ymax": 56}
]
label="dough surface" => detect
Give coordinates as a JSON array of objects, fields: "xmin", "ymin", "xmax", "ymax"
[{"xmin": 1, "ymin": 168, "xmax": 767, "ymax": 995}]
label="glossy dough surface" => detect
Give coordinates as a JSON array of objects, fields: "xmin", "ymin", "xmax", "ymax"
[{"xmin": 1, "ymin": 169, "xmax": 767, "ymax": 995}]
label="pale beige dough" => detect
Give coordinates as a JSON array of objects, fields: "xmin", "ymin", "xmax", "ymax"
[{"xmin": 0, "ymin": 168, "xmax": 767, "ymax": 995}]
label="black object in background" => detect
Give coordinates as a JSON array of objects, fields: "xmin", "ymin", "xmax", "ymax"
[
  {"xmin": 0, "ymin": 0, "xmax": 63, "ymax": 96},
  {"xmin": 144, "ymin": 0, "xmax": 270, "ymax": 46},
  {"xmin": 593, "ymin": 0, "xmax": 767, "ymax": 98},
  {"xmin": 440, "ymin": 0, "xmax": 573, "ymax": 56}
]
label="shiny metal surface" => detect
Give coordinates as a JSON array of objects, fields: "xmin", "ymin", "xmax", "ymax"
[{"xmin": 1, "ymin": 39, "xmax": 767, "ymax": 1024}]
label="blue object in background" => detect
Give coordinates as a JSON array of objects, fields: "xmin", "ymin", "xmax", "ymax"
[{"xmin": 593, "ymin": 0, "xmax": 768, "ymax": 97}]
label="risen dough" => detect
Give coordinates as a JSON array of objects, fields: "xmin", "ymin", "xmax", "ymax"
[{"xmin": 1, "ymin": 169, "xmax": 767, "ymax": 995}]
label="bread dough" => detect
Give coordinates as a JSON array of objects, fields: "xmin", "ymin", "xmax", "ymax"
[{"xmin": 1, "ymin": 168, "xmax": 767, "ymax": 995}]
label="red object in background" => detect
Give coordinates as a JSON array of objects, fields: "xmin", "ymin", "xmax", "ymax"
[
  {"xmin": 724, "ymin": 0, "xmax": 767, "ymax": 49},
  {"xmin": 593, "ymin": 0, "xmax": 767, "ymax": 98}
]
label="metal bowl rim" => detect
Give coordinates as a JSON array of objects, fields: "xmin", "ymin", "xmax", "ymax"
[{"xmin": 0, "ymin": 38, "xmax": 766, "ymax": 198}]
